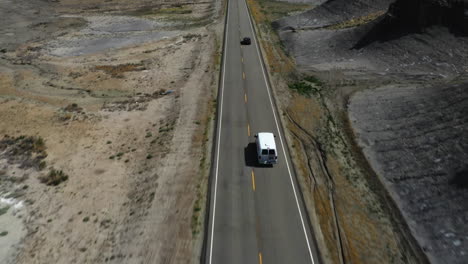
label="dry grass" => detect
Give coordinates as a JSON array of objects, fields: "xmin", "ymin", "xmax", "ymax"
[
  {"xmin": 249, "ymin": 0, "xmax": 312, "ymax": 23},
  {"xmin": 326, "ymin": 11, "xmax": 385, "ymax": 30},
  {"xmin": 190, "ymin": 89, "xmax": 216, "ymax": 236},
  {"xmin": 262, "ymin": 41, "xmax": 295, "ymax": 74},
  {"xmin": 247, "ymin": 0, "xmax": 267, "ymax": 23},
  {"xmin": 287, "ymin": 96, "xmax": 322, "ymax": 132},
  {"xmin": 287, "ymin": 114, "xmax": 341, "ymax": 263},
  {"xmin": 314, "ymin": 187, "xmax": 341, "ymax": 263},
  {"xmin": 287, "ymin": 88, "xmax": 409, "ymax": 263},
  {"xmin": 157, "ymin": 5, "xmax": 192, "ymax": 15},
  {"xmin": 132, "ymin": 4, "xmax": 193, "ymax": 17},
  {"xmin": 94, "ymin": 63, "xmax": 146, "ymax": 78},
  {"xmin": 247, "ymin": 0, "xmax": 299, "ymax": 75}
]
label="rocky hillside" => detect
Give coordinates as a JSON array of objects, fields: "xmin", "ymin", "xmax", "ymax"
[
  {"xmin": 273, "ymin": 0, "xmax": 468, "ymax": 263},
  {"xmin": 274, "ymin": 0, "xmax": 468, "ymax": 32},
  {"xmin": 273, "ymin": 0, "xmax": 395, "ymax": 30},
  {"xmin": 349, "ymin": 79, "xmax": 468, "ymax": 264},
  {"xmin": 355, "ymin": 0, "xmax": 468, "ymax": 48}
]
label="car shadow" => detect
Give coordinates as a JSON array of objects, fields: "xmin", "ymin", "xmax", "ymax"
[{"xmin": 244, "ymin": 143, "xmax": 273, "ymax": 168}]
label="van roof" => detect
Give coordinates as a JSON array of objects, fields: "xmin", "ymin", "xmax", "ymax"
[{"xmin": 257, "ymin": 132, "xmax": 276, "ymax": 150}]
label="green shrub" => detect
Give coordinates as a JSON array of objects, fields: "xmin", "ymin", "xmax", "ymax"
[
  {"xmin": 288, "ymin": 81, "xmax": 315, "ymax": 96},
  {"xmin": 33, "ymin": 137, "xmax": 45, "ymax": 152},
  {"xmin": 0, "ymin": 206, "xmax": 10, "ymax": 216},
  {"xmin": 304, "ymin": 75, "xmax": 323, "ymax": 86},
  {"xmin": 288, "ymin": 76, "xmax": 322, "ymax": 96},
  {"xmin": 39, "ymin": 161, "xmax": 47, "ymax": 170}
]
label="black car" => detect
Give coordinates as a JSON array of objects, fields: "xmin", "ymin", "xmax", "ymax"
[{"xmin": 240, "ymin": 37, "xmax": 251, "ymax": 45}]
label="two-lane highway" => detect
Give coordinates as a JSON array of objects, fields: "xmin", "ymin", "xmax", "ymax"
[{"xmin": 206, "ymin": 0, "xmax": 320, "ymax": 262}]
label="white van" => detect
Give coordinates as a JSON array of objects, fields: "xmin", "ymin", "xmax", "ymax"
[{"xmin": 255, "ymin": 132, "xmax": 278, "ymax": 165}]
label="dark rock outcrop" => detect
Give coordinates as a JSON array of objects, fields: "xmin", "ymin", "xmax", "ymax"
[
  {"xmin": 355, "ymin": 0, "xmax": 468, "ymax": 48},
  {"xmin": 388, "ymin": 0, "xmax": 468, "ymax": 33},
  {"xmin": 451, "ymin": 167, "xmax": 468, "ymax": 188}
]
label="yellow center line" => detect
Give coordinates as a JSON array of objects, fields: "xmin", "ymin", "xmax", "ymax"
[
  {"xmin": 259, "ymin": 252, "xmax": 263, "ymax": 264},
  {"xmin": 247, "ymin": 124, "xmax": 250, "ymax": 136},
  {"xmin": 251, "ymin": 170, "xmax": 256, "ymax": 191},
  {"xmin": 245, "ymin": 93, "xmax": 248, "ymax": 103},
  {"xmin": 243, "ymin": 72, "xmax": 245, "ymax": 80},
  {"xmin": 242, "ymin": 57, "xmax": 244, "ymax": 63}
]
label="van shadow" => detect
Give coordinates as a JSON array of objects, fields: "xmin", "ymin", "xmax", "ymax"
[{"xmin": 244, "ymin": 142, "xmax": 273, "ymax": 168}]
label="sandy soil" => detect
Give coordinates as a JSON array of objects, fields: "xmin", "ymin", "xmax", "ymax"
[{"xmin": 0, "ymin": 0, "xmax": 222, "ymax": 262}]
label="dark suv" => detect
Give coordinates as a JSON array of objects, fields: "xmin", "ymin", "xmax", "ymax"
[{"xmin": 240, "ymin": 37, "xmax": 251, "ymax": 45}]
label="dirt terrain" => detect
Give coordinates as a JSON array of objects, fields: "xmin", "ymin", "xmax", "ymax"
[
  {"xmin": 0, "ymin": 0, "xmax": 222, "ymax": 263},
  {"xmin": 249, "ymin": 0, "xmax": 467, "ymax": 263}
]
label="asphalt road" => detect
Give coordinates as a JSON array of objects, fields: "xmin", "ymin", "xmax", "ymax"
[{"xmin": 205, "ymin": 0, "xmax": 320, "ymax": 263}]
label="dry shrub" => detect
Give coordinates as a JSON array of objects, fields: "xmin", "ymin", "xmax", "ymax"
[
  {"xmin": 94, "ymin": 63, "xmax": 146, "ymax": 78},
  {"xmin": 0, "ymin": 135, "xmax": 47, "ymax": 169},
  {"xmin": 63, "ymin": 103, "xmax": 83, "ymax": 112},
  {"xmin": 39, "ymin": 168, "xmax": 68, "ymax": 186}
]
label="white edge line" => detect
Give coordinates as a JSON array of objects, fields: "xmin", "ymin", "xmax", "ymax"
[
  {"xmin": 243, "ymin": 0, "xmax": 316, "ymax": 263},
  {"xmin": 208, "ymin": 2, "xmax": 229, "ymax": 264}
]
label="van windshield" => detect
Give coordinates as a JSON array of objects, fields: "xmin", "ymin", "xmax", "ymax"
[
  {"xmin": 261, "ymin": 149, "xmax": 268, "ymax": 155},
  {"xmin": 268, "ymin": 149, "xmax": 275, "ymax": 155}
]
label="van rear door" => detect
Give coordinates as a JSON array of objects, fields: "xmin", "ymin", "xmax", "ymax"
[{"xmin": 268, "ymin": 149, "xmax": 277, "ymax": 163}]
